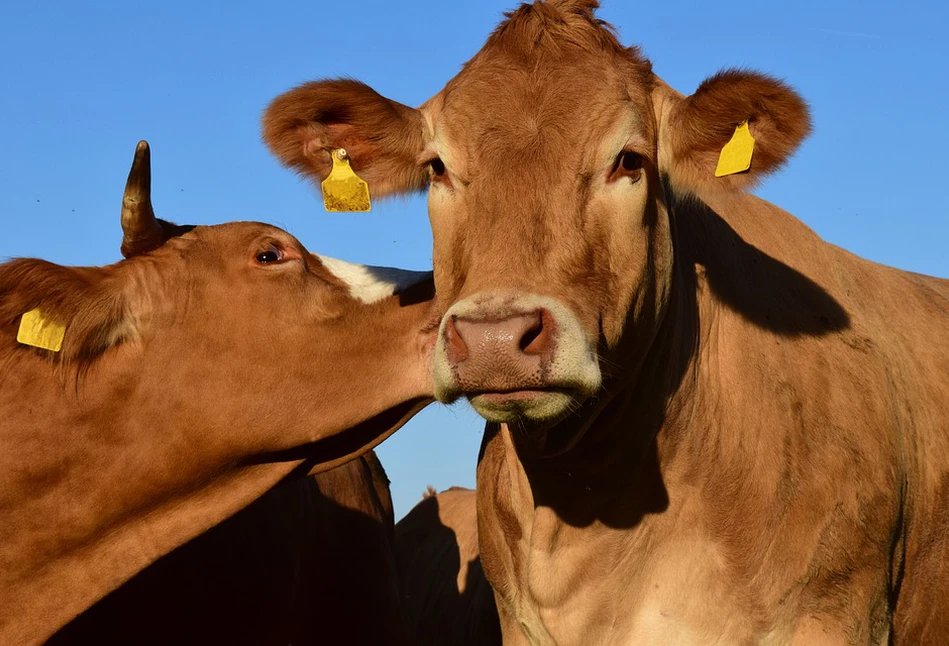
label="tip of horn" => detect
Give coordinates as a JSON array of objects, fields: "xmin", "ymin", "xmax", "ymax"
[
  {"xmin": 127, "ymin": 140, "xmax": 151, "ymax": 184},
  {"xmin": 123, "ymin": 151, "xmax": 151, "ymax": 216},
  {"xmin": 121, "ymin": 139, "xmax": 161, "ymax": 258}
]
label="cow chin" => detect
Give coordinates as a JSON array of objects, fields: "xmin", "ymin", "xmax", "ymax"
[{"xmin": 468, "ymin": 389, "xmax": 580, "ymax": 425}]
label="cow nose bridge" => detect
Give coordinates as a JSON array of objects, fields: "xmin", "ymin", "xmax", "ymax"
[{"xmin": 444, "ymin": 309, "xmax": 557, "ymax": 378}]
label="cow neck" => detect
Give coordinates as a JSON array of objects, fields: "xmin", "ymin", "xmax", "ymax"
[
  {"xmin": 0, "ymin": 349, "xmax": 303, "ymax": 645},
  {"xmin": 0, "ymin": 328, "xmax": 431, "ymax": 645}
]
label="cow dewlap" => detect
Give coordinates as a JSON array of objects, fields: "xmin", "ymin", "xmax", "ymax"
[{"xmin": 17, "ymin": 308, "xmax": 65, "ymax": 352}]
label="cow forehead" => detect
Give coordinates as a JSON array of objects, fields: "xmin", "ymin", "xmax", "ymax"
[
  {"xmin": 190, "ymin": 221, "xmax": 306, "ymax": 251},
  {"xmin": 428, "ymin": 13, "xmax": 655, "ymax": 170},
  {"xmin": 426, "ymin": 79, "xmax": 654, "ymax": 206},
  {"xmin": 440, "ymin": 78, "xmax": 650, "ymax": 163}
]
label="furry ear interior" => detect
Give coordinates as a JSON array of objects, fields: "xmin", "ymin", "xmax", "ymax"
[
  {"xmin": 0, "ymin": 259, "xmax": 131, "ymax": 363},
  {"xmin": 262, "ymin": 79, "xmax": 429, "ymax": 198},
  {"xmin": 665, "ymin": 69, "xmax": 812, "ymax": 192}
]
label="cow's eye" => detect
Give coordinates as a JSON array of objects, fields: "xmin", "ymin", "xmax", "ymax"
[
  {"xmin": 611, "ymin": 151, "xmax": 644, "ymax": 183},
  {"xmin": 620, "ymin": 151, "xmax": 642, "ymax": 172},
  {"xmin": 256, "ymin": 249, "xmax": 283, "ymax": 264},
  {"xmin": 429, "ymin": 157, "xmax": 446, "ymax": 177}
]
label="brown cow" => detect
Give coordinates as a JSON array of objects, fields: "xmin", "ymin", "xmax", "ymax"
[
  {"xmin": 0, "ymin": 141, "xmax": 436, "ymax": 645},
  {"xmin": 396, "ymin": 487, "xmax": 500, "ymax": 646},
  {"xmin": 263, "ymin": 1, "xmax": 949, "ymax": 643}
]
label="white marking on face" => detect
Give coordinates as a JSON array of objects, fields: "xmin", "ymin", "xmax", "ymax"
[{"xmin": 317, "ymin": 255, "xmax": 430, "ymax": 304}]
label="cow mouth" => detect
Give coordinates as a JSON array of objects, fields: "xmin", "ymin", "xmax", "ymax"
[{"xmin": 466, "ymin": 386, "xmax": 583, "ymax": 424}]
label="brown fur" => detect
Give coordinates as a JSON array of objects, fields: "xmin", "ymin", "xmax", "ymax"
[
  {"xmin": 668, "ymin": 69, "xmax": 813, "ymax": 192},
  {"xmin": 263, "ymin": 1, "xmax": 947, "ymax": 643},
  {"xmin": 488, "ymin": 0, "xmax": 633, "ymax": 61},
  {"xmin": 0, "ymin": 215, "xmax": 435, "ymax": 644},
  {"xmin": 262, "ymin": 78, "xmax": 429, "ymax": 198}
]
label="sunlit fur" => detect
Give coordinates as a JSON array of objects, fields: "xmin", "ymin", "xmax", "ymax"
[
  {"xmin": 0, "ymin": 221, "xmax": 435, "ymax": 644},
  {"xmin": 262, "ymin": 79, "xmax": 429, "ymax": 198}
]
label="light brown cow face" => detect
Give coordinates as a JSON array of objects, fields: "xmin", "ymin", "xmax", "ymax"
[
  {"xmin": 126, "ymin": 219, "xmax": 437, "ymax": 464},
  {"xmin": 4, "ymin": 141, "xmax": 437, "ymax": 470},
  {"xmin": 263, "ymin": 1, "xmax": 810, "ymax": 436},
  {"xmin": 420, "ymin": 45, "xmax": 662, "ymax": 426}
]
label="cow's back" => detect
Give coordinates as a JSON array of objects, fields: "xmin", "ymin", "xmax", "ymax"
[
  {"xmin": 48, "ymin": 451, "xmax": 408, "ymax": 645},
  {"xmin": 395, "ymin": 487, "xmax": 501, "ymax": 646}
]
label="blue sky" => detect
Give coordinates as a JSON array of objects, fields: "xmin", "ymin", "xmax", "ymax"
[{"xmin": 1, "ymin": 1, "xmax": 947, "ymax": 519}]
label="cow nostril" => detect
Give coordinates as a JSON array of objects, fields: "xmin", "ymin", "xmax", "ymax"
[
  {"xmin": 519, "ymin": 314, "xmax": 542, "ymax": 352},
  {"xmin": 445, "ymin": 315, "xmax": 469, "ymax": 363},
  {"xmin": 520, "ymin": 310, "xmax": 553, "ymax": 356},
  {"xmin": 445, "ymin": 309, "xmax": 556, "ymax": 368}
]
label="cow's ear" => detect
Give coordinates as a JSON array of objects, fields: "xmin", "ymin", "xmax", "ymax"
[
  {"xmin": 1, "ymin": 260, "xmax": 132, "ymax": 363},
  {"xmin": 663, "ymin": 69, "xmax": 811, "ymax": 192},
  {"xmin": 262, "ymin": 79, "xmax": 429, "ymax": 197}
]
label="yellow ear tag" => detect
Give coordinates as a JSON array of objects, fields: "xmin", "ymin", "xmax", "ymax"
[
  {"xmin": 714, "ymin": 120, "xmax": 756, "ymax": 177},
  {"xmin": 321, "ymin": 148, "xmax": 371, "ymax": 212},
  {"xmin": 17, "ymin": 309, "xmax": 65, "ymax": 352}
]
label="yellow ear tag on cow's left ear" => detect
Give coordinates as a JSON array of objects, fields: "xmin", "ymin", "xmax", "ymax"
[
  {"xmin": 321, "ymin": 148, "xmax": 371, "ymax": 213},
  {"xmin": 715, "ymin": 120, "xmax": 755, "ymax": 177},
  {"xmin": 17, "ymin": 309, "xmax": 65, "ymax": 352}
]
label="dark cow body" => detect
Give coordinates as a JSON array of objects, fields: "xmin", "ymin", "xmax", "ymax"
[
  {"xmin": 396, "ymin": 487, "xmax": 500, "ymax": 646},
  {"xmin": 49, "ymin": 451, "xmax": 408, "ymax": 646}
]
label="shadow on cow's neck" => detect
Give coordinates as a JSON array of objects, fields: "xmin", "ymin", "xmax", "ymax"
[
  {"xmin": 668, "ymin": 185, "xmax": 851, "ymax": 338},
  {"xmin": 477, "ymin": 182, "xmax": 852, "ymax": 529},
  {"xmin": 48, "ymin": 457, "xmax": 407, "ymax": 645}
]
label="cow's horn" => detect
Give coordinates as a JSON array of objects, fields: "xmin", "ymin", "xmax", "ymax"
[{"xmin": 120, "ymin": 140, "xmax": 163, "ymax": 258}]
